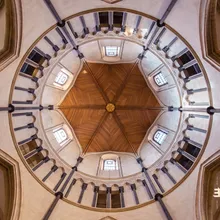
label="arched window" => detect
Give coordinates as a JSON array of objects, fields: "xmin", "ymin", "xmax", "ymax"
[
  {"xmin": 53, "ymin": 128, "xmax": 68, "ymax": 145},
  {"xmin": 103, "ymin": 159, "xmax": 118, "ymax": 171},
  {"xmin": 153, "ymin": 72, "xmax": 167, "ymax": 87},
  {"xmin": 54, "ymin": 71, "xmax": 69, "ymax": 85},
  {"xmin": 153, "ymin": 129, "xmax": 167, "ymax": 145}
]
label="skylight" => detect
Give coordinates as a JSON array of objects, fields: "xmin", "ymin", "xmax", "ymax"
[
  {"xmin": 55, "ymin": 71, "xmax": 69, "ymax": 85},
  {"xmin": 153, "ymin": 130, "xmax": 168, "ymax": 145},
  {"xmin": 105, "ymin": 46, "xmax": 120, "ymax": 57},
  {"xmin": 154, "ymin": 72, "xmax": 168, "ymax": 87}
]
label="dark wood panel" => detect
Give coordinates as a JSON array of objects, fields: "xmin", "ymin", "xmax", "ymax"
[
  {"xmin": 60, "ymin": 63, "xmax": 161, "ymax": 153},
  {"xmin": 116, "ymin": 65, "xmax": 154, "ymax": 107},
  {"xmin": 88, "ymin": 114, "xmax": 131, "ymax": 153}
]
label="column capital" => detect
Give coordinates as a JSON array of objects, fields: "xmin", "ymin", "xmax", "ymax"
[
  {"xmin": 107, "ymin": 187, "xmax": 111, "ymax": 193},
  {"xmin": 119, "ymin": 186, "xmax": 124, "ymax": 193},
  {"xmin": 57, "ymin": 20, "xmax": 66, "ymax": 27},
  {"xmin": 31, "ymin": 134, "xmax": 38, "ymax": 140},
  {"xmin": 207, "ymin": 106, "xmax": 215, "ymax": 115},
  {"xmin": 36, "ymin": 146, "xmax": 43, "ymax": 152},
  {"xmin": 154, "ymin": 193, "xmax": 163, "ymax": 201},
  {"xmin": 72, "ymin": 166, "xmax": 77, "ymax": 171},
  {"xmin": 8, "ymin": 104, "xmax": 15, "ymax": 113},
  {"xmin": 183, "ymin": 136, "xmax": 190, "ymax": 142},
  {"xmin": 157, "ymin": 19, "xmax": 165, "ymax": 27},
  {"xmin": 161, "ymin": 166, "xmax": 168, "ymax": 173},
  {"xmin": 39, "ymin": 105, "xmax": 44, "ymax": 111},
  {"xmin": 94, "ymin": 186, "xmax": 99, "ymax": 192},
  {"xmin": 131, "ymin": 184, "xmax": 136, "ymax": 191},
  {"xmin": 136, "ymin": 157, "xmax": 143, "ymax": 164},
  {"xmin": 142, "ymin": 167, "xmax": 148, "ymax": 172},
  {"xmin": 51, "ymin": 165, "xmax": 58, "ymax": 172},
  {"xmin": 55, "ymin": 191, "xmax": 63, "ymax": 199},
  {"xmin": 48, "ymin": 105, "xmax": 54, "ymax": 110},
  {"xmin": 168, "ymin": 106, "xmax": 174, "ymax": 111},
  {"xmin": 82, "ymin": 183, "xmax": 88, "ymax": 190},
  {"xmin": 44, "ymin": 156, "xmax": 50, "ymax": 163},
  {"xmin": 77, "ymin": 157, "xmax": 84, "ymax": 163},
  {"xmin": 170, "ymin": 157, "xmax": 176, "ymax": 164}
]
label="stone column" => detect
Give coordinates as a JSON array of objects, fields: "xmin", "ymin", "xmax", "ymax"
[
  {"xmin": 142, "ymin": 179, "xmax": 153, "ymax": 199},
  {"xmin": 171, "ymin": 48, "xmax": 188, "ymax": 61},
  {"xmin": 152, "ymin": 174, "xmax": 165, "ymax": 193},
  {"xmin": 92, "ymin": 186, "xmax": 99, "ymax": 207},
  {"xmin": 32, "ymin": 156, "xmax": 50, "ymax": 171},
  {"xmin": 106, "ymin": 187, "xmax": 111, "ymax": 208},
  {"xmin": 24, "ymin": 146, "xmax": 43, "ymax": 160},
  {"xmin": 119, "ymin": 186, "xmax": 125, "ymax": 208},
  {"xmin": 159, "ymin": 0, "xmax": 178, "ymax": 26},
  {"xmin": 65, "ymin": 178, "xmax": 76, "ymax": 198},
  {"xmin": 131, "ymin": 184, "xmax": 139, "ymax": 205},
  {"xmin": 53, "ymin": 173, "xmax": 67, "ymax": 192},
  {"xmin": 161, "ymin": 167, "xmax": 176, "ymax": 184},
  {"xmin": 78, "ymin": 183, "xmax": 88, "ymax": 204},
  {"xmin": 177, "ymin": 148, "xmax": 195, "ymax": 162},
  {"xmin": 169, "ymin": 158, "xmax": 187, "ymax": 174},
  {"xmin": 42, "ymin": 165, "xmax": 58, "ymax": 182},
  {"xmin": 178, "ymin": 59, "xmax": 197, "ymax": 71},
  {"xmin": 18, "ymin": 134, "xmax": 37, "ymax": 145},
  {"xmin": 43, "ymin": 157, "xmax": 83, "ymax": 220},
  {"xmin": 136, "ymin": 158, "xmax": 173, "ymax": 220}
]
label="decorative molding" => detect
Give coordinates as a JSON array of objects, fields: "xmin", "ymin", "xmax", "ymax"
[
  {"xmin": 0, "ymin": 0, "xmax": 22, "ymax": 71},
  {"xmin": 0, "ymin": 149, "xmax": 21, "ymax": 220},
  {"xmin": 100, "ymin": 217, "xmax": 117, "ymax": 220},
  {"xmin": 200, "ymin": 0, "xmax": 220, "ymax": 70},
  {"xmin": 102, "ymin": 0, "xmax": 122, "ymax": 4},
  {"xmin": 196, "ymin": 150, "xmax": 220, "ymax": 220}
]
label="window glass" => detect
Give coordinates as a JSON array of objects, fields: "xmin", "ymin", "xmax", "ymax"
[
  {"xmin": 113, "ymin": 12, "xmax": 123, "ymax": 26},
  {"xmin": 105, "ymin": 46, "xmax": 120, "ymax": 57},
  {"xmin": 55, "ymin": 71, "xmax": 69, "ymax": 85},
  {"xmin": 20, "ymin": 63, "xmax": 36, "ymax": 76},
  {"xmin": 28, "ymin": 50, "xmax": 45, "ymax": 64},
  {"xmin": 53, "ymin": 128, "xmax": 68, "ymax": 144},
  {"xmin": 154, "ymin": 72, "xmax": 167, "ymax": 86},
  {"xmin": 99, "ymin": 12, "xmax": 108, "ymax": 25},
  {"xmin": 179, "ymin": 51, "xmax": 194, "ymax": 64},
  {"xmin": 153, "ymin": 130, "xmax": 167, "ymax": 145},
  {"xmin": 103, "ymin": 159, "xmax": 118, "ymax": 170}
]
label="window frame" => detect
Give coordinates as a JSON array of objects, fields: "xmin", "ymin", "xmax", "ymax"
[
  {"xmin": 153, "ymin": 129, "xmax": 168, "ymax": 145},
  {"xmin": 153, "ymin": 72, "xmax": 168, "ymax": 87},
  {"xmin": 103, "ymin": 159, "xmax": 118, "ymax": 171},
  {"xmin": 53, "ymin": 128, "xmax": 69, "ymax": 146},
  {"xmin": 54, "ymin": 70, "xmax": 69, "ymax": 86},
  {"xmin": 105, "ymin": 46, "xmax": 120, "ymax": 57}
]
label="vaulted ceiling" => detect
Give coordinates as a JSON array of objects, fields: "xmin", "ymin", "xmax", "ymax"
[{"xmin": 60, "ymin": 62, "xmax": 161, "ymax": 153}]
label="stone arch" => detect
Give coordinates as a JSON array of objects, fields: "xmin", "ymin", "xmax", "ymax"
[
  {"xmin": 201, "ymin": 0, "xmax": 220, "ymax": 69},
  {"xmin": 0, "ymin": 149, "xmax": 21, "ymax": 220},
  {"xmin": 196, "ymin": 150, "xmax": 220, "ymax": 220},
  {"xmin": 0, "ymin": 0, "xmax": 22, "ymax": 71}
]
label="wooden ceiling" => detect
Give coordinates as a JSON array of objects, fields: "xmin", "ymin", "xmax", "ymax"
[{"xmin": 60, "ymin": 62, "xmax": 162, "ymax": 154}]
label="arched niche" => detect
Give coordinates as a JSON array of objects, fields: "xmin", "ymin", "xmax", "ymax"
[
  {"xmin": 203, "ymin": 0, "xmax": 220, "ymax": 68},
  {"xmin": 196, "ymin": 150, "xmax": 220, "ymax": 220},
  {"xmin": 0, "ymin": 0, "xmax": 22, "ymax": 71},
  {"xmin": 0, "ymin": 150, "xmax": 21, "ymax": 220}
]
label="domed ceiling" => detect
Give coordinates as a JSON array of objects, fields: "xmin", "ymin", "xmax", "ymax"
[{"xmin": 60, "ymin": 62, "xmax": 161, "ymax": 153}]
